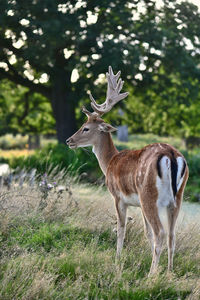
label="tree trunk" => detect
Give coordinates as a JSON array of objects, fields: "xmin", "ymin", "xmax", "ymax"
[
  {"xmin": 184, "ymin": 136, "xmax": 200, "ymax": 150},
  {"xmin": 28, "ymin": 135, "xmax": 40, "ymax": 149},
  {"xmin": 51, "ymin": 75, "xmax": 77, "ymax": 144}
]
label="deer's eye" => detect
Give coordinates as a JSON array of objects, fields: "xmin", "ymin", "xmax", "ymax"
[{"xmin": 83, "ymin": 127, "xmax": 89, "ymax": 132}]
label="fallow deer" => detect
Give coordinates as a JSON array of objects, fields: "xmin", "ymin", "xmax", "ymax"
[{"xmin": 66, "ymin": 66, "xmax": 189, "ymax": 275}]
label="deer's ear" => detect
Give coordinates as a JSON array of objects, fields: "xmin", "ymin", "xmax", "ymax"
[{"xmin": 98, "ymin": 123, "xmax": 117, "ymax": 133}]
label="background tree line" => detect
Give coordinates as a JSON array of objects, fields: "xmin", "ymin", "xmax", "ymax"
[{"xmin": 0, "ymin": 0, "xmax": 200, "ymax": 144}]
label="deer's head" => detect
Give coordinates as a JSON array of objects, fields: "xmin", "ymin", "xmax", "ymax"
[{"xmin": 66, "ymin": 66, "xmax": 129, "ymax": 149}]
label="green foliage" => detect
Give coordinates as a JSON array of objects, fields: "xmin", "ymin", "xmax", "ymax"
[
  {"xmin": 116, "ymin": 1, "xmax": 200, "ymax": 139},
  {"xmin": 0, "ymin": 133, "xmax": 27, "ymax": 149},
  {"xmin": 181, "ymin": 150, "xmax": 200, "ymax": 202},
  {"xmin": 0, "ymin": 80, "xmax": 55, "ymax": 135},
  {"xmin": 8, "ymin": 143, "xmax": 100, "ymax": 180},
  {"xmin": 124, "ymin": 70, "xmax": 200, "ymax": 139}
]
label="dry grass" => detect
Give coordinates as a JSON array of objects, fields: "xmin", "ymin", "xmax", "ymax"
[
  {"xmin": 0, "ymin": 175, "xmax": 199, "ymax": 299},
  {"xmin": 0, "ymin": 149, "xmax": 34, "ymax": 159}
]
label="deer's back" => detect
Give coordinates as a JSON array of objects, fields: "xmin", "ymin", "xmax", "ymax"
[{"xmin": 106, "ymin": 143, "xmax": 187, "ymax": 201}]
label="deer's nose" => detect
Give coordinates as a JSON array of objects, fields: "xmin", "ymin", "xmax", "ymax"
[{"xmin": 66, "ymin": 138, "xmax": 71, "ymax": 145}]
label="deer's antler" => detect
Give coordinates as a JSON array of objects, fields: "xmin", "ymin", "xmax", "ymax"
[
  {"xmin": 82, "ymin": 106, "xmax": 99, "ymax": 119},
  {"xmin": 89, "ymin": 66, "xmax": 129, "ymax": 116}
]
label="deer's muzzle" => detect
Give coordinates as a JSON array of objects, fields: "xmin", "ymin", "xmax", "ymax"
[{"xmin": 66, "ymin": 138, "xmax": 77, "ymax": 149}]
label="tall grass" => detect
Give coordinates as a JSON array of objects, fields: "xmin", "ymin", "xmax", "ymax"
[{"xmin": 0, "ymin": 171, "xmax": 199, "ymax": 299}]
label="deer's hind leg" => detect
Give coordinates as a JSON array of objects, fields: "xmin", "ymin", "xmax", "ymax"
[
  {"xmin": 167, "ymin": 204, "xmax": 179, "ymax": 271},
  {"xmin": 140, "ymin": 192, "xmax": 165, "ymax": 275},
  {"xmin": 167, "ymin": 189, "xmax": 183, "ymax": 271},
  {"xmin": 141, "ymin": 211, "xmax": 154, "ymax": 253}
]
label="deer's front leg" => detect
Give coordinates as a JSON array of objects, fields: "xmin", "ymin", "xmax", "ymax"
[{"xmin": 115, "ymin": 198, "xmax": 127, "ymax": 258}]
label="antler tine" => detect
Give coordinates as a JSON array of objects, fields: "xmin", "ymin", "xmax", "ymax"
[
  {"xmin": 90, "ymin": 66, "xmax": 129, "ymax": 116},
  {"xmin": 89, "ymin": 93, "xmax": 102, "ymax": 109},
  {"xmin": 82, "ymin": 106, "xmax": 92, "ymax": 116},
  {"xmin": 82, "ymin": 105, "xmax": 100, "ymax": 119},
  {"xmin": 108, "ymin": 66, "xmax": 121, "ymax": 89}
]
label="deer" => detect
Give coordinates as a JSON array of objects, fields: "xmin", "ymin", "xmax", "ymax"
[{"xmin": 66, "ymin": 66, "xmax": 189, "ymax": 275}]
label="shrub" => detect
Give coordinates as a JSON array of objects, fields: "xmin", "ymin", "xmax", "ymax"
[
  {"xmin": 0, "ymin": 134, "xmax": 28, "ymax": 150},
  {"xmin": 182, "ymin": 150, "xmax": 200, "ymax": 202},
  {"xmin": 8, "ymin": 143, "xmax": 101, "ymax": 181}
]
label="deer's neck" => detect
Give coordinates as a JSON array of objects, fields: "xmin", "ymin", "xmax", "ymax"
[{"xmin": 92, "ymin": 132, "xmax": 118, "ymax": 175}]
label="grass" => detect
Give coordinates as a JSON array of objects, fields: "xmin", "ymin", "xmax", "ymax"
[
  {"xmin": 0, "ymin": 173, "xmax": 199, "ymax": 299},
  {"xmin": 0, "ymin": 149, "xmax": 34, "ymax": 159}
]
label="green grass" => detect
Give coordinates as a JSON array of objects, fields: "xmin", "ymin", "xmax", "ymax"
[
  {"xmin": 0, "ymin": 178, "xmax": 199, "ymax": 299},
  {"xmin": 0, "ymin": 220, "xmax": 193, "ymax": 299}
]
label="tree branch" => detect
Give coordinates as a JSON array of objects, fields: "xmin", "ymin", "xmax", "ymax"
[
  {"xmin": 0, "ymin": 35, "xmax": 52, "ymax": 75},
  {"xmin": 0, "ymin": 35, "xmax": 23, "ymax": 57},
  {"xmin": 18, "ymin": 91, "xmax": 31, "ymax": 126}
]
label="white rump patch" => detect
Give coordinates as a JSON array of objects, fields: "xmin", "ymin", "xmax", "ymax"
[
  {"xmin": 176, "ymin": 157, "xmax": 185, "ymax": 191},
  {"xmin": 156, "ymin": 156, "xmax": 174, "ymax": 208},
  {"xmin": 157, "ymin": 156, "xmax": 186, "ymax": 209}
]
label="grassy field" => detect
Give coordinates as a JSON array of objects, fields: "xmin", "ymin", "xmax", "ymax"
[{"xmin": 0, "ymin": 173, "xmax": 199, "ymax": 299}]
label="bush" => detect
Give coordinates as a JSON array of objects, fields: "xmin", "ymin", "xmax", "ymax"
[
  {"xmin": 0, "ymin": 134, "xmax": 28, "ymax": 150},
  {"xmin": 181, "ymin": 150, "xmax": 200, "ymax": 202},
  {"xmin": 8, "ymin": 143, "xmax": 101, "ymax": 181}
]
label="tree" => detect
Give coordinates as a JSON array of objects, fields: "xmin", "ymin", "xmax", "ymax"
[
  {"xmin": 122, "ymin": 0, "xmax": 200, "ymax": 142},
  {"xmin": 0, "ymin": 0, "xmax": 143, "ymax": 143},
  {"xmin": 0, "ymin": 79, "xmax": 55, "ymax": 137}
]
